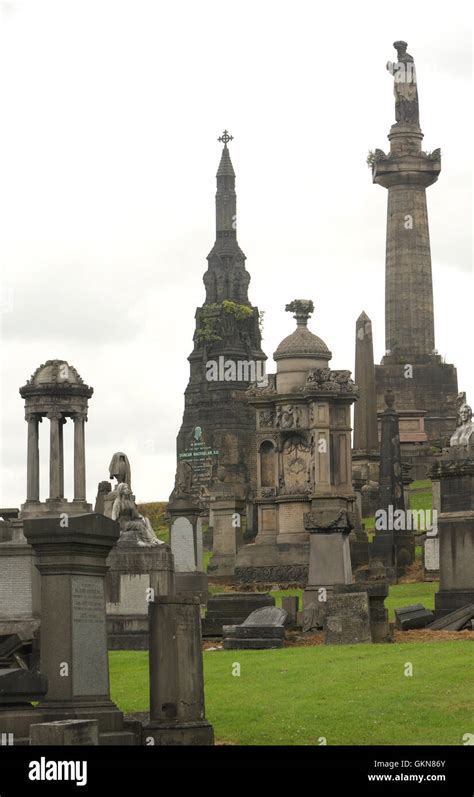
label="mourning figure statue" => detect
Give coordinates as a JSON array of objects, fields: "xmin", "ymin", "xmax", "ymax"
[
  {"xmin": 109, "ymin": 452, "xmax": 132, "ymax": 490},
  {"xmin": 112, "ymin": 483, "xmax": 161, "ymax": 546}
]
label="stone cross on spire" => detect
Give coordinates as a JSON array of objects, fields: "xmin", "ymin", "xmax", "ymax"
[{"xmin": 218, "ymin": 129, "xmax": 233, "ymax": 148}]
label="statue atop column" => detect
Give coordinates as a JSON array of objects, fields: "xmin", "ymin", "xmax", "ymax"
[{"xmin": 386, "ymin": 40, "xmax": 419, "ymax": 126}]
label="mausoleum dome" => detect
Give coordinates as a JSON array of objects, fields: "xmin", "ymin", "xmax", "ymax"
[
  {"xmin": 27, "ymin": 360, "xmax": 83, "ymax": 386},
  {"xmin": 274, "ymin": 326, "xmax": 331, "ymax": 362},
  {"xmin": 274, "ymin": 300, "xmax": 332, "ymax": 393}
]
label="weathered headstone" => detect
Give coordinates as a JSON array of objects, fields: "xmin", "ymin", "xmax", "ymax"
[
  {"xmin": 428, "ymin": 604, "xmax": 474, "ymax": 631},
  {"xmin": 202, "ymin": 592, "xmax": 275, "ymax": 637},
  {"xmin": 142, "ymin": 595, "xmax": 214, "ymax": 745},
  {"xmin": 168, "ymin": 496, "xmax": 207, "ymax": 602},
  {"xmin": 324, "ymin": 592, "xmax": 371, "ymax": 645}
]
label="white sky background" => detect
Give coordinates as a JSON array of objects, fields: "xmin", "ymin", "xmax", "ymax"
[{"xmin": 0, "ymin": 0, "xmax": 472, "ymax": 507}]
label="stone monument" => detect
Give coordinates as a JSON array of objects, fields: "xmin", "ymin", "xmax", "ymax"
[
  {"xmin": 429, "ymin": 399, "xmax": 474, "ymax": 616},
  {"xmin": 371, "ymin": 391, "xmax": 415, "ymax": 575},
  {"xmin": 23, "ymin": 513, "xmax": 136, "ymax": 744},
  {"xmin": 352, "ymin": 311, "xmax": 380, "ymax": 519},
  {"xmin": 171, "ymin": 131, "xmax": 266, "ymax": 527},
  {"xmin": 0, "ymin": 360, "xmax": 93, "ymax": 633},
  {"xmin": 101, "ymin": 456, "xmax": 175, "ymax": 650},
  {"xmin": 142, "ymin": 594, "xmax": 214, "ymax": 745},
  {"xmin": 235, "ymin": 300, "xmax": 359, "ymax": 585},
  {"xmin": 372, "ymin": 42, "xmax": 458, "ymax": 469}
]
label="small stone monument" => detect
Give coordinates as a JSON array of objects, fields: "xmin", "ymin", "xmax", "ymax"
[
  {"xmin": 429, "ymin": 399, "xmax": 474, "ymax": 616},
  {"xmin": 142, "ymin": 595, "xmax": 214, "ymax": 745},
  {"xmin": 223, "ymin": 606, "xmax": 287, "ymax": 649},
  {"xmin": 324, "ymin": 592, "xmax": 372, "ymax": 645},
  {"xmin": 99, "ymin": 454, "xmax": 175, "ymax": 650},
  {"xmin": 168, "ymin": 476, "xmax": 207, "ymax": 603},
  {"xmin": 207, "ymin": 467, "xmax": 245, "ymax": 579},
  {"xmin": 23, "ymin": 513, "xmax": 136, "ymax": 744}
]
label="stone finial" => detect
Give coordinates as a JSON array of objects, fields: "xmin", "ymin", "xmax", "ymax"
[
  {"xmin": 285, "ymin": 299, "xmax": 314, "ymax": 328},
  {"xmin": 384, "ymin": 390, "xmax": 395, "ymax": 410}
]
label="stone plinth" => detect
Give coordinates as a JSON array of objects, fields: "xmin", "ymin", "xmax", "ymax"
[
  {"xmin": 30, "ymin": 719, "xmax": 99, "ymax": 745},
  {"xmin": 23, "ymin": 513, "xmax": 136, "ymax": 745},
  {"xmin": 207, "ymin": 497, "xmax": 245, "ymax": 579},
  {"xmin": 168, "ymin": 496, "xmax": 207, "ymax": 602},
  {"xmin": 106, "ymin": 544, "xmax": 175, "ymax": 650},
  {"xmin": 142, "ymin": 595, "xmax": 214, "ymax": 745},
  {"xmin": 324, "ymin": 592, "xmax": 371, "ymax": 645}
]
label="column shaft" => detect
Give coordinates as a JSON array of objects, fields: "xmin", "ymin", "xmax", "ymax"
[
  {"xmin": 26, "ymin": 416, "xmax": 40, "ymax": 501},
  {"xmin": 49, "ymin": 414, "xmax": 62, "ymax": 500},
  {"xmin": 73, "ymin": 415, "xmax": 86, "ymax": 501}
]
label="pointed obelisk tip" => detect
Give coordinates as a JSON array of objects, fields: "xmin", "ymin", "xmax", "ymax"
[{"xmin": 357, "ymin": 310, "xmax": 370, "ymax": 322}]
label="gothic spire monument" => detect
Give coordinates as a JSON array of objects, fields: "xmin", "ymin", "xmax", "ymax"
[
  {"xmin": 371, "ymin": 42, "xmax": 458, "ymax": 470},
  {"xmin": 171, "ymin": 132, "xmax": 266, "ymax": 521}
]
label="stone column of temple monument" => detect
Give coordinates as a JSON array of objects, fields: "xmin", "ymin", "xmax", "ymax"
[
  {"xmin": 73, "ymin": 414, "xmax": 87, "ymax": 502},
  {"xmin": 26, "ymin": 414, "xmax": 40, "ymax": 502},
  {"xmin": 372, "ymin": 41, "xmax": 458, "ymax": 455},
  {"xmin": 48, "ymin": 412, "xmax": 63, "ymax": 501}
]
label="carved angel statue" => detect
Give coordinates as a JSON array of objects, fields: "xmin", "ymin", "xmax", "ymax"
[{"xmin": 112, "ymin": 483, "xmax": 161, "ymax": 546}]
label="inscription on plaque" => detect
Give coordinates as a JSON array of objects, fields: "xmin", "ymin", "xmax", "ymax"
[{"xmin": 71, "ymin": 576, "xmax": 109, "ymax": 697}]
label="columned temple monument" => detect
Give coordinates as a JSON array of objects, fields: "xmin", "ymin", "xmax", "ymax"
[
  {"xmin": 171, "ymin": 132, "xmax": 266, "ymax": 522},
  {"xmin": 372, "ymin": 42, "xmax": 458, "ymax": 462}
]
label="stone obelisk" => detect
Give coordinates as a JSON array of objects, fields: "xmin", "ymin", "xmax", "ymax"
[
  {"xmin": 352, "ymin": 312, "xmax": 379, "ymax": 516},
  {"xmin": 371, "ymin": 391, "xmax": 414, "ymax": 576},
  {"xmin": 372, "ymin": 42, "xmax": 458, "ymax": 461}
]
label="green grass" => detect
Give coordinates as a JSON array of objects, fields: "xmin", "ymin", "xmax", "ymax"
[{"xmin": 109, "ymin": 640, "xmax": 473, "ymax": 745}]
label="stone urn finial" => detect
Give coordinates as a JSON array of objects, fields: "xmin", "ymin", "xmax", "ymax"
[
  {"xmin": 285, "ymin": 299, "xmax": 314, "ymax": 328},
  {"xmin": 384, "ymin": 389, "xmax": 395, "ymax": 410}
]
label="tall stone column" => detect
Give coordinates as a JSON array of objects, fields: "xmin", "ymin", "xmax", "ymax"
[
  {"xmin": 26, "ymin": 414, "xmax": 41, "ymax": 501},
  {"xmin": 353, "ymin": 312, "xmax": 379, "ymax": 452},
  {"xmin": 48, "ymin": 412, "xmax": 63, "ymax": 500},
  {"xmin": 58, "ymin": 417, "xmax": 65, "ymax": 499},
  {"xmin": 73, "ymin": 414, "xmax": 87, "ymax": 502}
]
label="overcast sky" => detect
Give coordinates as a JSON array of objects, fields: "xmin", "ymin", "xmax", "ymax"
[{"xmin": 0, "ymin": 0, "xmax": 472, "ymax": 508}]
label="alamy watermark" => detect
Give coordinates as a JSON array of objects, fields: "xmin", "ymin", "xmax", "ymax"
[
  {"xmin": 206, "ymin": 356, "xmax": 267, "ymax": 386},
  {"xmin": 375, "ymin": 506, "xmax": 437, "ymax": 534}
]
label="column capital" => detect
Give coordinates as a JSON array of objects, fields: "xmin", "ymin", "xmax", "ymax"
[
  {"xmin": 46, "ymin": 411, "xmax": 63, "ymax": 421},
  {"xmin": 72, "ymin": 412, "xmax": 88, "ymax": 423},
  {"xmin": 25, "ymin": 412, "xmax": 43, "ymax": 423}
]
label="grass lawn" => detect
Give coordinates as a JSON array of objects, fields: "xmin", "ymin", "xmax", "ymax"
[{"xmin": 109, "ymin": 640, "xmax": 473, "ymax": 745}]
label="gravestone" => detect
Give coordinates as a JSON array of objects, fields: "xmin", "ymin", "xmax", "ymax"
[
  {"xmin": 23, "ymin": 513, "xmax": 136, "ymax": 745},
  {"xmin": 142, "ymin": 595, "xmax": 214, "ymax": 745},
  {"xmin": 282, "ymin": 596, "xmax": 299, "ymax": 629},
  {"xmin": 394, "ymin": 604, "xmax": 434, "ymax": 630},
  {"xmin": 324, "ymin": 592, "xmax": 371, "ymax": 645},
  {"xmin": 223, "ymin": 607, "xmax": 287, "ymax": 649},
  {"xmin": 423, "ymin": 534, "xmax": 440, "ymax": 581},
  {"xmin": 168, "ymin": 496, "xmax": 207, "ymax": 603},
  {"xmin": 30, "ymin": 719, "xmax": 99, "ymax": 745},
  {"xmin": 202, "ymin": 592, "xmax": 275, "ymax": 637}
]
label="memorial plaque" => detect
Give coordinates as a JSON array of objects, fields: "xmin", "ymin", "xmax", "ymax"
[
  {"xmin": 424, "ymin": 536, "xmax": 439, "ymax": 572},
  {"xmin": 71, "ymin": 576, "xmax": 109, "ymax": 697},
  {"xmin": 178, "ymin": 427, "xmax": 219, "ymax": 485}
]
